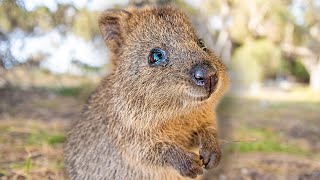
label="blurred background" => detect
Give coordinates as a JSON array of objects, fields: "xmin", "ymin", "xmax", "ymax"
[{"xmin": 0, "ymin": 0, "xmax": 319, "ymax": 179}]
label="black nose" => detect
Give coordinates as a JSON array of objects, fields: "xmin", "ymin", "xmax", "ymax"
[{"xmin": 191, "ymin": 64, "xmax": 218, "ymax": 94}]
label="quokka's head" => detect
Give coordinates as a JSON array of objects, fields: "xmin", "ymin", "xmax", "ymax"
[{"xmin": 99, "ymin": 6, "xmax": 229, "ymax": 117}]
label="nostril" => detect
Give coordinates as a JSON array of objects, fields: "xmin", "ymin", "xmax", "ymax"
[
  {"xmin": 190, "ymin": 63, "xmax": 218, "ymax": 93},
  {"xmin": 194, "ymin": 69, "xmax": 206, "ymax": 86}
]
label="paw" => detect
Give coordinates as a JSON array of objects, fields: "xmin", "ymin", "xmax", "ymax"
[
  {"xmin": 176, "ymin": 152, "xmax": 203, "ymax": 178},
  {"xmin": 199, "ymin": 145, "xmax": 221, "ymax": 169}
]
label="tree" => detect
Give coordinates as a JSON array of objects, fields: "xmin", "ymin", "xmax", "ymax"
[
  {"xmin": 282, "ymin": 0, "xmax": 320, "ymax": 91},
  {"xmin": 282, "ymin": 43, "xmax": 320, "ymax": 91}
]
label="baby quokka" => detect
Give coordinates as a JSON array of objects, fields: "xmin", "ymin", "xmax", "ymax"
[{"xmin": 65, "ymin": 6, "xmax": 229, "ymax": 180}]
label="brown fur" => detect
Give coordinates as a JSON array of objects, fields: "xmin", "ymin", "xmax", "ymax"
[{"xmin": 64, "ymin": 6, "xmax": 229, "ymax": 180}]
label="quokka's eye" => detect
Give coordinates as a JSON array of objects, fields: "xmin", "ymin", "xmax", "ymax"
[
  {"xmin": 148, "ymin": 48, "xmax": 169, "ymax": 67},
  {"xmin": 198, "ymin": 39, "xmax": 208, "ymax": 52}
]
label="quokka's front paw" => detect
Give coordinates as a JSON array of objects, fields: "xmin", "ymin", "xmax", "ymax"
[
  {"xmin": 199, "ymin": 143, "xmax": 221, "ymax": 169},
  {"xmin": 174, "ymin": 151, "xmax": 203, "ymax": 178}
]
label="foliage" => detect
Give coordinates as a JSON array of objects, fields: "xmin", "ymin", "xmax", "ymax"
[
  {"xmin": 231, "ymin": 39, "xmax": 281, "ymax": 86},
  {"xmin": 292, "ymin": 60, "xmax": 309, "ymax": 82},
  {"xmin": 72, "ymin": 9, "xmax": 100, "ymax": 40},
  {"xmin": 283, "ymin": 59, "xmax": 310, "ymax": 83}
]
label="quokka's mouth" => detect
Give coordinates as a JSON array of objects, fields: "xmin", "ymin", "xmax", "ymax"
[{"xmin": 185, "ymin": 90, "xmax": 210, "ymax": 102}]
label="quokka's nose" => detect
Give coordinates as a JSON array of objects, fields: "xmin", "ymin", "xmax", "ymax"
[{"xmin": 190, "ymin": 63, "xmax": 218, "ymax": 94}]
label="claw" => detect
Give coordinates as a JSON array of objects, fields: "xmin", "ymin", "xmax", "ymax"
[{"xmin": 199, "ymin": 147, "xmax": 221, "ymax": 169}]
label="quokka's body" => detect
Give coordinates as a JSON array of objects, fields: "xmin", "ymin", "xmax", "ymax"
[{"xmin": 65, "ymin": 6, "xmax": 229, "ymax": 180}]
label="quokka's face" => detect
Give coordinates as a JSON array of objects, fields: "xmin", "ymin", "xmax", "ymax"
[{"xmin": 99, "ymin": 6, "xmax": 229, "ymax": 113}]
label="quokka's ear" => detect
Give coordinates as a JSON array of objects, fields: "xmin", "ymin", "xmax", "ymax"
[{"xmin": 99, "ymin": 9, "xmax": 131, "ymax": 53}]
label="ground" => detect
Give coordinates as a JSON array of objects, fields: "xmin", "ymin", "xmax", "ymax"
[{"xmin": 0, "ymin": 71, "xmax": 319, "ymax": 180}]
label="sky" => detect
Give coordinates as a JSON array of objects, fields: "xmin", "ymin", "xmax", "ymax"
[
  {"xmin": 6, "ymin": 29, "xmax": 107, "ymax": 74},
  {"xmin": 24, "ymin": 0, "xmax": 129, "ymax": 12},
  {"xmin": 24, "ymin": 0, "xmax": 217, "ymax": 12}
]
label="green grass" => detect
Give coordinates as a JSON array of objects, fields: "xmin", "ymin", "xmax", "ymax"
[
  {"xmin": 27, "ymin": 131, "xmax": 66, "ymax": 146},
  {"xmin": 52, "ymin": 84, "xmax": 95, "ymax": 100},
  {"xmin": 225, "ymin": 126, "xmax": 309, "ymax": 155},
  {"xmin": 0, "ymin": 121, "xmax": 66, "ymax": 179},
  {"xmin": 9, "ymin": 162, "xmax": 27, "ymax": 170},
  {"xmin": 230, "ymin": 139, "xmax": 307, "ymax": 154},
  {"xmin": 54, "ymin": 86, "xmax": 87, "ymax": 97},
  {"xmin": 25, "ymin": 156, "xmax": 31, "ymax": 180},
  {"xmin": 47, "ymin": 134, "xmax": 66, "ymax": 145}
]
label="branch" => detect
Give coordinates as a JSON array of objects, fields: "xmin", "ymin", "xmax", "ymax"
[
  {"xmin": 281, "ymin": 43, "xmax": 315, "ymax": 58},
  {"xmin": 281, "ymin": 43, "xmax": 318, "ymax": 71}
]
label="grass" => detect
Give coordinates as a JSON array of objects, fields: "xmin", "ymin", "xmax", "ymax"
[
  {"xmin": 225, "ymin": 126, "xmax": 309, "ymax": 155},
  {"xmin": 50, "ymin": 83, "xmax": 96, "ymax": 102},
  {"xmin": 0, "ymin": 123, "xmax": 65, "ymax": 146},
  {"xmin": 219, "ymin": 95, "xmax": 320, "ymax": 123},
  {"xmin": 2, "ymin": 67, "xmax": 101, "ymax": 91},
  {"xmin": 27, "ymin": 131, "xmax": 66, "ymax": 146},
  {"xmin": 0, "ymin": 120, "xmax": 67, "ymax": 179},
  {"xmin": 54, "ymin": 85, "xmax": 91, "ymax": 97},
  {"xmin": 218, "ymin": 91, "xmax": 319, "ymax": 156},
  {"xmin": 25, "ymin": 156, "xmax": 31, "ymax": 180},
  {"xmin": 55, "ymin": 86, "xmax": 84, "ymax": 96},
  {"xmin": 47, "ymin": 134, "xmax": 66, "ymax": 145}
]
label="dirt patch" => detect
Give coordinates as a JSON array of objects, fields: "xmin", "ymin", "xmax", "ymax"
[{"xmin": 0, "ymin": 87, "xmax": 83, "ymax": 122}]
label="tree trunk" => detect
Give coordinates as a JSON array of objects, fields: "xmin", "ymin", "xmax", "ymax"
[{"xmin": 310, "ymin": 64, "xmax": 320, "ymax": 92}]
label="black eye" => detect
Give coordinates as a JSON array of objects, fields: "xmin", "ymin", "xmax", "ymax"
[
  {"xmin": 198, "ymin": 39, "xmax": 208, "ymax": 52},
  {"xmin": 148, "ymin": 48, "xmax": 169, "ymax": 67}
]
